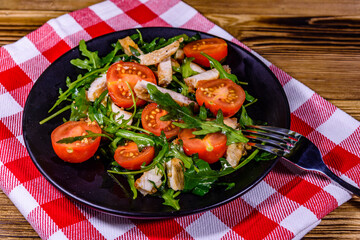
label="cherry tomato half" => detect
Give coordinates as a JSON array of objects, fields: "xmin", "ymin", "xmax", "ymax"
[
  {"xmin": 106, "ymin": 61, "xmax": 157, "ymax": 108},
  {"xmin": 141, "ymin": 103, "xmax": 180, "ymax": 139},
  {"xmin": 183, "ymin": 38, "xmax": 228, "ymax": 67},
  {"xmin": 51, "ymin": 120, "xmax": 102, "ymax": 163},
  {"xmin": 178, "ymin": 128, "xmax": 227, "ymax": 164},
  {"xmin": 196, "ymin": 79, "xmax": 245, "ymax": 118},
  {"xmin": 114, "ymin": 142, "xmax": 155, "ymax": 170}
]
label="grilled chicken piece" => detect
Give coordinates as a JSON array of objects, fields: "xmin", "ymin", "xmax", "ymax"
[
  {"xmin": 184, "ymin": 68, "xmax": 219, "ymax": 91},
  {"xmin": 223, "ymin": 118, "xmax": 239, "ymax": 129},
  {"xmin": 139, "ymin": 38, "xmax": 183, "ymax": 66},
  {"xmin": 157, "ymin": 57, "xmax": 172, "ymax": 87},
  {"xmin": 222, "ymin": 65, "xmax": 232, "ymax": 74},
  {"xmin": 166, "ymin": 158, "xmax": 184, "ymax": 191},
  {"xmin": 134, "ymin": 80, "xmax": 198, "ymax": 107},
  {"xmin": 111, "ymin": 103, "xmax": 133, "ymax": 125},
  {"xmin": 135, "ymin": 166, "xmax": 163, "ymax": 196},
  {"xmin": 174, "ymin": 49, "xmax": 185, "ymax": 61},
  {"xmin": 118, "ymin": 36, "xmax": 143, "ymax": 56},
  {"xmin": 190, "ymin": 62, "xmax": 205, "ymax": 73},
  {"xmin": 87, "ymin": 74, "xmax": 107, "ymax": 102},
  {"xmin": 225, "ymin": 142, "xmax": 252, "ymax": 168}
]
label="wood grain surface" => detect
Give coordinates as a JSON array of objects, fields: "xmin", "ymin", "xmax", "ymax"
[{"xmin": 0, "ymin": 0, "xmax": 359, "ymax": 239}]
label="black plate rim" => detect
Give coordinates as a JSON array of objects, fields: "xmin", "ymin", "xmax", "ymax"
[{"xmin": 22, "ymin": 27, "xmax": 290, "ymax": 219}]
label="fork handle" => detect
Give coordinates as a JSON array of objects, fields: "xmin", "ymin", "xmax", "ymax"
[{"xmin": 322, "ymin": 166, "xmax": 360, "ymax": 197}]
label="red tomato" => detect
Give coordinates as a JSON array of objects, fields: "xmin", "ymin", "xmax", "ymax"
[
  {"xmin": 178, "ymin": 128, "xmax": 227, "ymax": 164},
  {"xmin": 106, "ymin": 61, "xmax": 157, "ymax": 108},
  {"xmin": 196, "ymin": 79, "xmax": 245, "ymax": 118},
  {"xmin": 114, "ymin": 142, "xmax": 155, "ymax": 170},
  {"xmin": 141, "ymin": 103, "xmax": 180, "ymax": 139},
  {"xmin": 183, "ymin": 38, "xmax": 228, "ymax": 67},
  {"xmin": 51, "ymin": 120, "xmax": 101, "ymax": 163}
]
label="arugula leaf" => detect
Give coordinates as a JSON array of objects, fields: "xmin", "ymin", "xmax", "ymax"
[
  {"xmin": 70, "ymin": 40, "xmax": 101, "ymax": 70},
  {"xmin": 69, "ymin": 87, "xmax": 89, "ymax": 121},
  {"xmin": 171, "ymin": 75, "xmax": 189, "ymax": 97},
  {"xmin": 254, "ymin": 151, "xmax": 277, "ymax": 162},
  {"xmin": 183, "ymin": 159, "xmax": 218, "ymax": 196},
  {"xmin": 127, "ymin": 175, "xmax": 138, "ymax": 199},
  {"xmin": 56, "ymin": 130, "xmax": 112, "ymax": 144},
  {"xmin": 101, "ymin": 41, "xmax": 123, "ymax": 66},
  {"xmin": 180, "ymin": 57, "xmax": 199, "ymax": 78},
  {"xmin": 167, "ymin": 143, "xmax": 193, "ymax": 169},
  {"xmin": 146, "ymin": 84, "xmax": 248, "ymax": 145},
  {"xmin": 239, "ymin": 106, "xmax": 254, "ymax": 127},
  {"xmin": 161, "ymin": 189, "xmax": 180, "ymax": 210},
  {"xmin": 115, "ymin": 129, "xmax": 155, "ymax": 148},
  {"xmin": 198, "ymin": 105, "xmax": 208, "ymax": 121}
]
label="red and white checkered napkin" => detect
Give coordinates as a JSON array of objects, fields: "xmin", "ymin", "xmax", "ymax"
[{"xmin": 0, "ymin": 0, "xmax": 359, "ymax": 239}]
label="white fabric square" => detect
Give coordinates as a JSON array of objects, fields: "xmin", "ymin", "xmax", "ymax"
[
  {"xmin": 292, "ymin": 219, "xmax": 321, "ymax": 240},
  {"xmin": 48, "ymin": 14, "xmax": 84, "ymax": 39},
  {"xmin": 48, "ymin": 230, "xmax": 68, "ymax": 240},
  {"xmin": 323, "ymin": 183, "xmax": 351, "ymax": 205},
  {"xmin": 316, "ymin": 108, "xmax": 360, "ymax": 145},
  {"xmin": 186, "ymin": 211, "xmax": 230, "ymax": 240},
  {"xmin": 280, "ymin": 206, "xmax": 318, "ymax": 235},
  {"xmin": 241, "ymin": 181, "xmax": 276, "ymax": 207},
  {"xmin": 283, "ymin": 78, "xmax": 314, "ymax": 112},
  {"xmin": 3, "ymin": 37, "xmax": 40, "ymax": 64},
  {"xmin": 9, "ymin": 185, "xmax": 39, "ymax": 216},
  {"xmin": 207, "ymin": 25, "xmax": 234, "ymax": 41},
  {"xmin": 0, "ymin": 93, "xmax": 23, "ymax": 118},
  {"xmin": 160, "ymin": 1, "xmax": 197, "ymax": 27},
  {"xmin": 89, "ymin": 1, "xmax": 124, "ymax": 21},
  {"xmin": 88, "ymin": 215, "xmax": 135, "ymax": 240}
]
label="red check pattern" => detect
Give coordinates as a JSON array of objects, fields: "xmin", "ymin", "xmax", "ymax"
[{"xmin": 0, "ymin": 1, "xmax": 359, "ymax": 239}]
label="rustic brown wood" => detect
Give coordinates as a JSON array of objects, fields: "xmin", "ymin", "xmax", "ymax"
[{"xmin": 0, "ymin": 0, "xmax": 359, "ymax": 239}]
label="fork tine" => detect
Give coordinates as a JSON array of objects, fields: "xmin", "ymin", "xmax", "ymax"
[
  {"xmin": 246, "ymin": 142, "xmax": 289, "ymax": 156},
  {"xmin": 244, "ymin": 134, "xmax": 294, "ymax": 149},
  {"xmin": 247, "ymin": 125, "xmax": 301, "ymax": 139},
  {"xmin": 242, "ymin": 128, "xmax": 298, "ymax": 145}
]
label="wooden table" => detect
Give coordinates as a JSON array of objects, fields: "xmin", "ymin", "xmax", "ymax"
[{"xmin": 0, "ymin": 0, "xmax": 359, "ymax": 239}]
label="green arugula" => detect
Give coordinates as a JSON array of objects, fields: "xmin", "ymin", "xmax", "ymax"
[
  {"xmin": 146, "ymin": 84, "xmax": 248, "ymax": 145},
  {"xmin": 201, "ymin": 52, "xmax": 248, "ymax": 85},
  {"xmin": 56, "ymin": 130, "xmax": 112, "ymax": 144},
  {"xmin": 161, "ymin": 189, "xmax": 180, "ymax": 210}
]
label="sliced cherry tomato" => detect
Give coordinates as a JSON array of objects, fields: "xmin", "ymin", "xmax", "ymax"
[
  {"xmin": 51, "ymin": 120, "xmax": 101, "ymax": 163},
  {"xmin": 178, "ymin": 128, "xmax": 227, "ymax": 164},
  {"xmin": 183, "ymin": 38, "xmax": 228, "ymax": 67},
  {"xmin": 106, "ymin": 61, "xmax": 157, "ymax": 108},
  {"xmin": 196, "ymin": 79, "xmax": 245, "ymax": 118},
  {"xmin": 114, "ymin": 142, "xmax": 155, "ymax": 170},
  {"xmin": 141, "ymin": 103, "xmax": 180, "ymax": 139}
]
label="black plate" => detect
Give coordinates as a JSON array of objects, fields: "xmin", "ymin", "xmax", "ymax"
[{"xmin": 23, "ymin": 27, "xmax": 290, "ymax": 218}]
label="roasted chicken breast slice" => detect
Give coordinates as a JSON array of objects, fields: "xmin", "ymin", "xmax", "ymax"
[
  {"xmin": 225, "ymin": 142, "xmax": 252, "ymax": 168},
  {"xmin": 184, "ymin": 68, "xmax": 219, "ymax": 91},
  {"xmin": 118, "ymin": 36, "xmax": 143, "ymax": 56},
  {"xmin": 157, "ymin": 57, "xmax": 172, "ymax": 87},
  {"xmin": 166, "ymin": 158, "xmax": 184, "ymax": 191},
  {"xmin": 139, "ymin": 38, "xmax": 183, "ymax": 66},
  {"xmin": 135, "ymin": 166, "xmax": 163, "ymax": 196},
  {"xmin": 86, "ymin": 74, "xmax": 107, "ymax": 102}
]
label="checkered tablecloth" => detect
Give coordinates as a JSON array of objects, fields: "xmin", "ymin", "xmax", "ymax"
[{"xmin": 1, "ymin": 0, "xmax": 359, "ymax": 239}]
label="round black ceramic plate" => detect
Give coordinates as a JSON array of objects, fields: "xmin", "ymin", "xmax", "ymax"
[{"xmin": 23, "ymin": 27, "xmax": 290, "ymax": 218}]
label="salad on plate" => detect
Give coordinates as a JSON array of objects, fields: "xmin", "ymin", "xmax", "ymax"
[{"xmin": 41, "ymin": 30, "xmax": 274, "ymax": 210}]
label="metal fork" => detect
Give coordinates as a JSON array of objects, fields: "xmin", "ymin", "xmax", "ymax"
[{"xmin": 243, "ymin": 125, "xmax": 360, "ymax": 196}]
